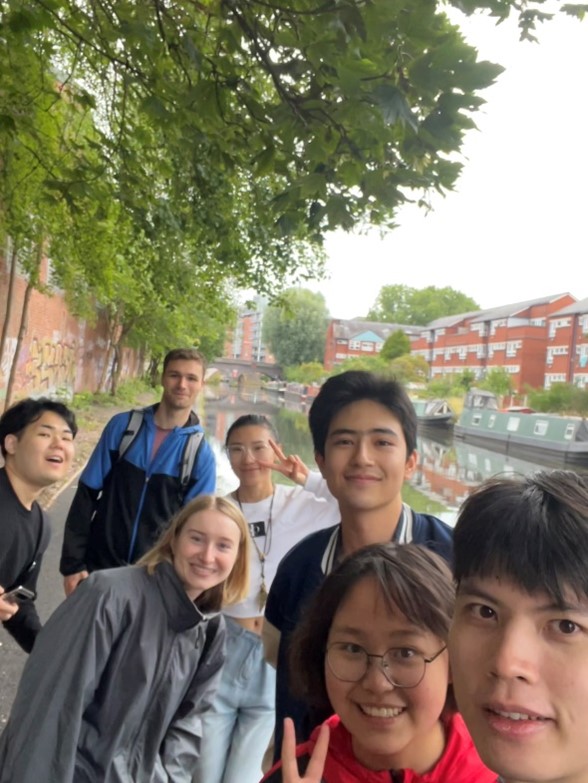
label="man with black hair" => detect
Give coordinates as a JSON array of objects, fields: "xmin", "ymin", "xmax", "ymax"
[
  {"xmin": 60, "ymin": 348, "xmax": 216, "ymax": 595},
  {"xmin": 263, "ymin": 370, "xmax": 453, "ymax": 755},
  {"xmin": 0, "ymin": 397, "xmax": 76, "ymax": 652},
  {"xmin": 449, "ymin": 470, "xmax": 588, "ymax": 783}
]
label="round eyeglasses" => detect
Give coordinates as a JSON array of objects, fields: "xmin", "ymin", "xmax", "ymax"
[
  {"xmin": 326, "ymin": 643, "xmax": 447, "ymax": 689},
  {"xmin": 226, "ymin": 443, "xmax": 273, "ymax": 461}
]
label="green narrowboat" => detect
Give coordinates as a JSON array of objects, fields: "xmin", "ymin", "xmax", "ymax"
[{"xmin": 454, "ymin": 389, "xmax": 588, "ymax": 465}]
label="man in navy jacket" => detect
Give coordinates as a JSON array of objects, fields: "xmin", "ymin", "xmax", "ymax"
[
  {"xmin": 263, "ymin": 371, "xmax": 453, "ymax": 757},
  {"xmin": 60, "ymin": 348, "xmax": 216, "ymax": 596}
]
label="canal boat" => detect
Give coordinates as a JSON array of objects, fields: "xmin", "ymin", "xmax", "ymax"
[
  {"xmin": 454, "ymin": 389, "xmax": 588, "ymax": 465},
  {"xmin": 411, "ymin": 398, "xmax": 455, "ymax": 430}
]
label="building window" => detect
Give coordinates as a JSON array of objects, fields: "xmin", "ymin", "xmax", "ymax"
[
  {"xmin": 349, "ymin": 340, "xmax": 361, "ymax": 350},
  {"xmin": 361, "ymin": 342, "xmax": 374, "ymax": 352}
]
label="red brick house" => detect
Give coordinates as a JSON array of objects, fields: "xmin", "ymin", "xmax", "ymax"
[{"xmin": 324, "ymin": 318, "xmax": 422, "ymax": 371}]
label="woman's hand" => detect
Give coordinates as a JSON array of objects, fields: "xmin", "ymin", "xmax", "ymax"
[
  {"xmin": 280, "ymin": 718, "xmax": 329, "ymax": 782},
  {"xmin": 256, "ymin": 440, "xmax": 310, "ymax": 486}
]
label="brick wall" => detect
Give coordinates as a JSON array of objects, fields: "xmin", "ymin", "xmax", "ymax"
[{"xmin": 0, "ymin": 255, "xmax": 142, "ymax": 403}]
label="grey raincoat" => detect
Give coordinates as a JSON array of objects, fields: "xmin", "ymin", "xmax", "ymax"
[{"xmin": 0, "ymin": 561, "xmax": 225, "ymax": 782}]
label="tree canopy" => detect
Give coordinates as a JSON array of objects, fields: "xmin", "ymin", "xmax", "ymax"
[
  {"xmin": 380, "ymin": 330, "xmax": 412, "ymax": 361},
  {"xmin": 263, "ymin": 288, "xmax": 329, "ymax": 367},
  {"xmin": 1, "ymin": 0, "xmax": 584, "ymax": 388},
  {"xmin": 368, "ymin": 284, "xmax": 479, "ymax": 326}
]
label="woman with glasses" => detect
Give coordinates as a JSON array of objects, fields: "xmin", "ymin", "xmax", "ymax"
[
  {"xmin": 261, "ymin": 543, "xmax": 496, "ymax": 783},
  {"xmin": 193, "ymin": 414, "xmax": 340, "ymax": 783}
]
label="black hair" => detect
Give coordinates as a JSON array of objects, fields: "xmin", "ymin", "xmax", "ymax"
[
  {"xmin": 454, "ymin": 470, "xmax": 588, "ymax": 605},
  {"xmin": 0, "ymin": 397, "xmax": 78, "ymax": 457},
  {"xmin": 289, "ymin": 543, "xmax": 454, "ymax": 717},
  {"xmin": 308, "ymin": 371, "xmax": 417, "ymax": 458},
  {"xmin": 225, "ymin": 414, "xmax": 278, "ymax": 446}
]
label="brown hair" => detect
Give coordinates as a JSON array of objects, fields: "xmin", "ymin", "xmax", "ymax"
[
  {"xmin": 137, "ymin": 495, "xmax": 250, "ymax": 612},
  {"xmin": 163, "ymin": 348, "xmax": 206, "ymax": 372}
]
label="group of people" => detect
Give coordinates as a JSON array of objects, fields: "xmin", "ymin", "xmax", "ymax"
[{"xmin": 1, "ymin": 348, "xmax": 588, "ymax": 783}]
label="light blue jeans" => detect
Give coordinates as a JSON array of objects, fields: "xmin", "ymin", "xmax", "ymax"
[{"xmin": 192, "ymin": 618, "xmax": 276, "ymax": 783}]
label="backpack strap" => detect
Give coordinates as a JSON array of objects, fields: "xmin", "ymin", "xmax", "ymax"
[
  {"xmin": 201, "ymin": 614, "xmax": 221, "ymax": 662},
  {"xmin": 118, "ymin": 409, "xmax": 145, "ymax": 461},
  {"xmin": 179, "ymin": 430, "xmax": 204, "ymax": 490}
]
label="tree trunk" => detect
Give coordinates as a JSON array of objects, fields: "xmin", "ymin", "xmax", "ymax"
[
  {"xmin": 148, "ymin": 355, "xmax": 161, "ymax": 387},
  {"xmin": 4, "ymin": 240, "xmax": 41, "ymax": 411},
  {"xmin": 0, "ymin": 239, "xmax": 19, "ymax": 372},
  {"xmin": 97, "ymin": 340, "xmax": 113, "ymax": 392},
  {"xmin": 110, "ymin": 341, "xmax": 122, "ymax": 395}
]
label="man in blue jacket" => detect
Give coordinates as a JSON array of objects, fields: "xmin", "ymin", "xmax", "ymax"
[
  {"xmin": 60, "ymin": 348, "xmax": 216, "ymax": 596},
  {"xmin": 263, "ymin": 370, "xmax": 453, "ymax": 757}
]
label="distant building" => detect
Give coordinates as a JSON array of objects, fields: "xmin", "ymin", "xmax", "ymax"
[
  {"xmin": 410, "ymin": 293, "xmax": 577, "ymax": 392},
  {"xmin": 324, "ymin": 318, "xmax": 422, "ymax": 370},
  {"xmin": 544, "ymin": 297, "xmax": 588, "ymax": 388},
  {"xmin": 224, "ymin": 296, "xmax": 276, "ymax": 364}
]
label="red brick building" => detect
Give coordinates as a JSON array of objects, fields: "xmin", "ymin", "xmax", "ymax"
[
  {"xmin": 410, "ymin": 293, "xmax": 577, "ymax": 392},
  {"xmin": 0, "ymin": 253, "xmax": 142, "ymax": 404},
  {"xmin": 324, "ymin": 318, "xmax": 421, "ymax": 371},
  {"xmin": 224, "ymin": 296, "xmax": 276, "ymax": 364},
  {"xmin": 545, "ymin": 297, "xmax": 588, "ymax": 389}
]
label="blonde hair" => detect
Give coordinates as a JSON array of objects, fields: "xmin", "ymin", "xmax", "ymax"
[{"xmin": 137, "ymin": 495, "xmax": 250, "ymax": 612}]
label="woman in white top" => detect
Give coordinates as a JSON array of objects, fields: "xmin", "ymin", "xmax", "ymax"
[{"xmin": 193, "ymin": 414, "xmax": 340, "ymax": 783}]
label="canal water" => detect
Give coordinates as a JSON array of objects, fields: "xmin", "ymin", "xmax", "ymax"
[{"xmin": 202, "ymin": 384, "xmax": 588, "ymax": 525}]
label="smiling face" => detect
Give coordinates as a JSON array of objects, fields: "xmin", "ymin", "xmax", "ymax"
[
  {"xmin": 226, "ymin": 424, "xmax": 275, "ymax": 492},
  {"xmin": 315, "ymin": 399, "xmax": 417, "ymax": 522},
  {"xmin": 325, "ymin": 576, "xmax": 449, "ymax": 773},
  {"xmin": 449, "ymin": 575, "xmax": 588, "ymax": 783},
  {"xmin": 171, "ymin": 508, "xmax": 242, "ymax": 600},
  {"xmin": 160, "ymin": 358, "xmax": 204, "ymax": 413},
  {"xmin": 4, "ymin": 410, "xmax": 75, "ymax": 492}
]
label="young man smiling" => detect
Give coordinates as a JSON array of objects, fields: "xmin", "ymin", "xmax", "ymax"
[
  {"xmin": 449, "ymin": 470, "xmax": 588, "ymax": 783},
  {"xmin": 263, "ymin": 370, "xmax": 453, "ymax": 756},
  {"xmin": 60, "ymin": 348, "xmax": 216, "ymax": 594},
  {"xmin": 0, "ymin": 398, "xmax": 77, "ymax": 652}
]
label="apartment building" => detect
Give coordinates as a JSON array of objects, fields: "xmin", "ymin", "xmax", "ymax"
[
  {"xmin": 545, "ymin": 297, "xmax": 588, "ymax": 388},
  {"xmin": 224, "ymin": 296, "xmax": 276, "ymax": 364},
  {"xmin": 410, "ymin": 293, "xmax": 577, "ymax": 392}
]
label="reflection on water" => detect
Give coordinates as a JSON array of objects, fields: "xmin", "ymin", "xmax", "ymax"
[
  {"xmin": 200, "ymin": 384, "xmax": 588, "ymax": 523},
  {"xmin": 415, "ymin": 430, "xmax": 588, "ymax": 518}
]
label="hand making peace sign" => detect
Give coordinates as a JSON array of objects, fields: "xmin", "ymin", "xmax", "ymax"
[{"xmin": 277, "ymin": 718, "xmax": 330, "ymax": 783}]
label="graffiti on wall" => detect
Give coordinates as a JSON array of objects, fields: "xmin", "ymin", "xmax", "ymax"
[{"xmin": 21, "ymin": 338, "xmax": 77, "ymax": 397}]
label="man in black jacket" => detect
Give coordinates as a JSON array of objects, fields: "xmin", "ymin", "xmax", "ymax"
[{"xmin": 0, "ymin": 398, "xmax": 76, "ymax": 652}]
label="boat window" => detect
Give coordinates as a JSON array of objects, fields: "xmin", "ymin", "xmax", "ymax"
[
  {"xmin": 488, "ymin": 414, "xmax": 496, "ymax": 428},
  {"xmin": 506, "ymin": 417, "xmax": 520, "ymax": 432},
  {"xmin": 565, "ymin": 423, "xmax": 576, "ymax": 440},
  {"xmin": 472, "ymin": 414, "xmax": 482, "ymax": 426},
  {"xmin": 534, "ymin": 421, "xmax": 548, "ymax": 436}
]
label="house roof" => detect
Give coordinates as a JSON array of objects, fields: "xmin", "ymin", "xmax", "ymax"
[
  {"xmin": 330, "ymin": 319, "xmax": 423, "ymax": 340},
  {"xmin": 424, "ymin": 293, "xmax": 575, "ymax": 330},
  {"xmin": 468, "ymin": 293, "xmax": 574, "ymax": 324},
  {"xmin": 550, "ymin": 297, "xmax": 588, "ymax": 317}
]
